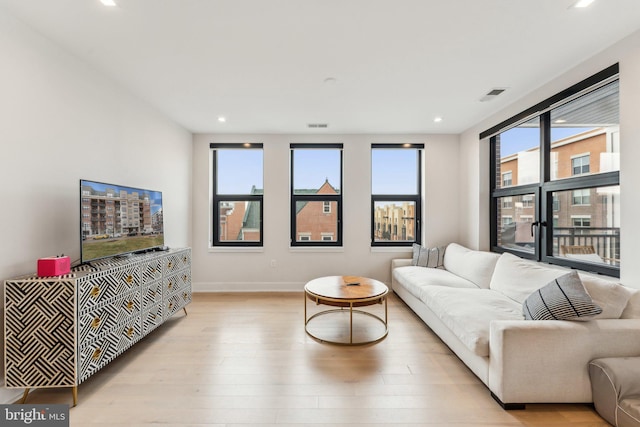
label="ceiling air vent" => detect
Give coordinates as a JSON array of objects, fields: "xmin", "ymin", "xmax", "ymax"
[
  {"xmin": 308, "ymin": 123, "xmax": 328, "ymax": 128},
  {"xmin": 480, "ymin": 88, "xmax": 507, "ymax": 102}
]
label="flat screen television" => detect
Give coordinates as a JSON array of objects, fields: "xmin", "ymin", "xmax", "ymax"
[{"xmin": 80, "ymin": 179, "xmax": 164, "ymax": 264}]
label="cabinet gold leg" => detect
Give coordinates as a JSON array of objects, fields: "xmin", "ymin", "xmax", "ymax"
[
  {"xmin": 20, "ymin": 388, "xmax": 30, "ymax": 404},
  {"xmin": 72, "ymin": 386, "xmax": 78, "ymax": 407},
  {"xmin": 183, "ymin": 307, "xmax": 188, "ymax": 316}
]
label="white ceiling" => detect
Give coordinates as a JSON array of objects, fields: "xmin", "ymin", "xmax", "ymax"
[{"xmin": 3, "ymin": 0, "xmax": 640, "ymax": 134}]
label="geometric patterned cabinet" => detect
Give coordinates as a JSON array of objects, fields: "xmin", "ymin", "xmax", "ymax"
[{"xmin": 4, "ymin": 247, "xmax": 191, "ymax": 406}]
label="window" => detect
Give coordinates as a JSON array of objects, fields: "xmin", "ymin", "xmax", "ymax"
[
  {"xmin": 572, "ymin": 216, "xmax": 591, "ymax": 228},
  {"xmin": 290, "ymin": 144, "xmax": 342, "ymax": 246},
  {"xmin": 211, "ymin": 143, "xmax": 263, "ymax": 246},
  {"xmin": 572, "ymin": 189, "xmax": 590, "ymax": 205},
  {"xmin": 486, "ymin": 65, "xmax": 620, "ymax": 276},
  {"xmin": 502, "ymin": 171, "xmax": 513, "ymax": 187},
  {"xmin": 522, "ymin": 195, "xmax": 534, "ymax": 208},
  {"xmin": 572, "ymin": 155, "xmax": 590, "ymax": 176},
  {"xmin": 371, "ymin": 144, "xmax": 423, "ymax": 246}
]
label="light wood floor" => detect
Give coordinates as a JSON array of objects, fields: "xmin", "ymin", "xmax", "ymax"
[{"xmin": 20, "ymin": 292, "xmax": 609, "ymax": 426}]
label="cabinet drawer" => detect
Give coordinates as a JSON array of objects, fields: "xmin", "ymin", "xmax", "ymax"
[
  {"xmin": 78, "ymin": 267, "xmax": 141, "ymax": 313},
  {"xmin": 141, "ymin": 259, "xmax": 163, "ymax": 284},
  {"xmin": 78, "ymin": 291, "xmax": 140, "ymax": 346},
  {"xmin": 142, "ymin": 303, "xmax": 163, "ymax": 334},
  {"xmin": 164, "ymin": 271, "xmax": 190, "ymax": 296},
  {"xmin": 142, "ymin": 281, "xmax": 163, "ymax": 311},
  {"xmin": 164, "ymin": 292, "xmax": 190, "ymax": 320},
  {"xmin": 79, "ymin": 317, "xmax": 141, "ymax": 383},
  {"xmin": 164, "ymin": 251, "xmax": 190, "ymax": 275}
]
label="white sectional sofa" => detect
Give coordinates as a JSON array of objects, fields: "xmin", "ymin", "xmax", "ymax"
[{"xmin": 392, "ymin": 243, "xmax": 640, "ymax": 409}]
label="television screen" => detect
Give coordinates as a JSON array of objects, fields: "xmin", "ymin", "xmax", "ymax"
[{"xmin": 80, "ymin": 179, "xmax": 164, "ymax": 264}]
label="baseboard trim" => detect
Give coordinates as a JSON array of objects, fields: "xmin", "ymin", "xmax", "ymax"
[{"xmin": 193, "ymin": 281, "xmax": 306, "ymax": 292}]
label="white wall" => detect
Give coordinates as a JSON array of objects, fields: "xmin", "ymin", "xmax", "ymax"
[
  {"xmin": 0, "ymin": 7, "xmax": 193, "ymax": 399},
  {"xmin": 458, "ymin": 29, "xmax": 640, "ymax": 289},
  {"xmin": 192, "ymin": 133, "xmax": 460, "ymax": 291}
]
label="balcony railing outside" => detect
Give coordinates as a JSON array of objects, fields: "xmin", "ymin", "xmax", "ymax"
[{"xmin": 553, "ymin": 226, "xmax": 620, "ymax": 266}]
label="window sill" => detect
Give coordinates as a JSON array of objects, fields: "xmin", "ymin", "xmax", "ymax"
[
  {"xmin": 289, "ymin": 246, "xmax": 344, "ymax": 253},
  {"xmin": 370, "ymin": 246, "xmax": 413, "ymax": 254},
  {"xmin": 209, "ymin": 246, "xmax": 264, "ymax": 253}
]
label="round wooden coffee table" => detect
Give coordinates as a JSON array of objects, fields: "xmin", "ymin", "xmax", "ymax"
[{"xmin": 304, "ymin": 275, "xmax": 388, "ymax": 345}]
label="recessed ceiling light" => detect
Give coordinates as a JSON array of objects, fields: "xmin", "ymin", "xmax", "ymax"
[
  {"xmin": 434, "ymin": 117, "xmax": 443, "ymax": 123},
  {"xmin": 572, "ymin": 0, "xmax": 595, "ymax": 8},
  {"xmin": 217, "ymin": 116, "xmax": 226, "ymax": 123},
  {"xmin": 554, "ymin": 119, "xmax": 567, "ymax": 124},
  {"xmin": 100, "ymin": 0, "xmax": 117, "ymax": 6}
]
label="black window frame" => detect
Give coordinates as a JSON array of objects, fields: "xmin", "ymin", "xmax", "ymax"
[
  {"xmin": 483, "ymin": 64, "xmax": 620, "ymax": 277},
  {"xmin": 211, "ymin": 143, "xmax": 264, "ymax": 247},
  {"xmin": 370, "ymin": 143, "xmax": 423, "ymax": 247},
  {"xmin": 290, "ymin": 143, "xmax": 343, "ymax": 247}
]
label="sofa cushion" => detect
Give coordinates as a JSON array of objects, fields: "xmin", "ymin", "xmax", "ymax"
[
  {"xmin": 442, "ymin": 243, "xmax": 501, "ymax": 289},
  {"xmin": 411, "ymin": 244, "xmax": 446, "ymax": 268},
  {"xmin": 490, "ymin": 252, "xmax": 566, "ymax": 303},
  {"xmin": 523, "ymin": 271, "xmax": 602, "ymax": 321},
  {"xmin": 420, "ymin": 286, "xmax": 523, "ymax": 357},
  {"xmin": 621, "ymin": 289, "xmax": 640, "ymax": 319},
  {"xmin": 393, "ymin": 266, "xmax": 478, "ymax": 301},
  {"xmin": 579, "ymin": 273, "xmax": 633, "ymax": 319}
]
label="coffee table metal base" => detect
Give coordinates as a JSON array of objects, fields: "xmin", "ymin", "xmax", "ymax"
[{"xmin": 304, "ymin": 292, "xmax": 388, "ymax": 346}]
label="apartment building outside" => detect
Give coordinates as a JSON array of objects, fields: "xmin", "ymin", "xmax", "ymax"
[
  {"xmin": 497, "ymin": 126, "xmax": 620, "ymax": 264},
  {"xmin": 373, "ymin": 202, "xmax": 416, "ymax": 242}
]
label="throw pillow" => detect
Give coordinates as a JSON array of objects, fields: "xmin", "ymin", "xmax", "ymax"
[
  {"xmin": 411, "ymin": 244, "xmax": 446, "ymax": 268},
  {"xmin": 523, "ymin": 271, "xmax": 602, "ymax": 321}
]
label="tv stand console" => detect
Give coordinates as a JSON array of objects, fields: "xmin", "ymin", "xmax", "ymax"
[{"xmin": 4, "ymin": 247, "xmax": 191, "ymax": 406}]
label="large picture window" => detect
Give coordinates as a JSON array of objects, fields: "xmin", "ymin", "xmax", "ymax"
[
  {"xmin": 485, "ymin": 65, "xmax": 620, "ymax": 276},
  {"xmin": 211, "ymin": 143, "xmax": 263, "ymax": 247},
  {"xmin": 371, "ymin": 144, "xmax": 423, "ymax": 246},
  {"xmin": 290, "ymin": 144, "xmax": 343, "ymax": 246}
]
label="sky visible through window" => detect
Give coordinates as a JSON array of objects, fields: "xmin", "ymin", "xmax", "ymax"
[
  {"xmin": 217, "ymin": 147, "xmax": 421, "ymax": 195},
  {"xmin": 293, "ymin": 149, "xmax": 341, "ymax": 192},
  {"xmin": 216, "ymin": 149, "xmax": 263, "ymax": 194}
]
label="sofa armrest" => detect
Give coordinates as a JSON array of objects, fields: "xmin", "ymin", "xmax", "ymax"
[
  {"xmin": 391, "ymin": 259, "xmax": 412, "ymax": 292},
  {"xmin": 392, "ymin": 258, "xmax": 412, "ymax": 269},
  {"xmin": 489, "ymin": 319, "xmax": 640, "ymax": 405}
]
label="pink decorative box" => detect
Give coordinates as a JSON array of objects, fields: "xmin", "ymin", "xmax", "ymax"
[{"xmin": 37, "ymin": 256, "xmax": 71, "ymax": 277}]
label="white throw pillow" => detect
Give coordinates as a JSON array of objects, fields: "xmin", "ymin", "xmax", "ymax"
[
  {"xmin": 579, "ymin": 273, "xmax": 632, "ymax": 319},
  {"xmin": 490, "ymin": 252, "xmax": 566, "ymax": 303},
  {"xmin": 442, "ymin": 243, "xmax": 501, "ymax": 289}
]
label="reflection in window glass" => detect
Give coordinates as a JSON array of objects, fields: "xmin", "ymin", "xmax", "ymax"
[
  {"xmin": 495, "ymin": 118, "xmax": 540, "ymax": 189},
  {"xmin": 551, "ymin": 185, "xmax": 620, "ymax": 266},
  {"xmin": 496, "ymin": 194, "xmax": 536, "ymax": 254},
  {"xmin": 550, "ymin": 81, "xmax": 619, "ymax": 181}
]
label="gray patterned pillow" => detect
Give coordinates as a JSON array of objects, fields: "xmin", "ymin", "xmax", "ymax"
[
  {"xmin": 523, "ymin": 271, "xmax": 602, "ymax": 320},
  {"xmin": 411, "ymin": 244, "xmax": 446, "ymax": 268}
]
